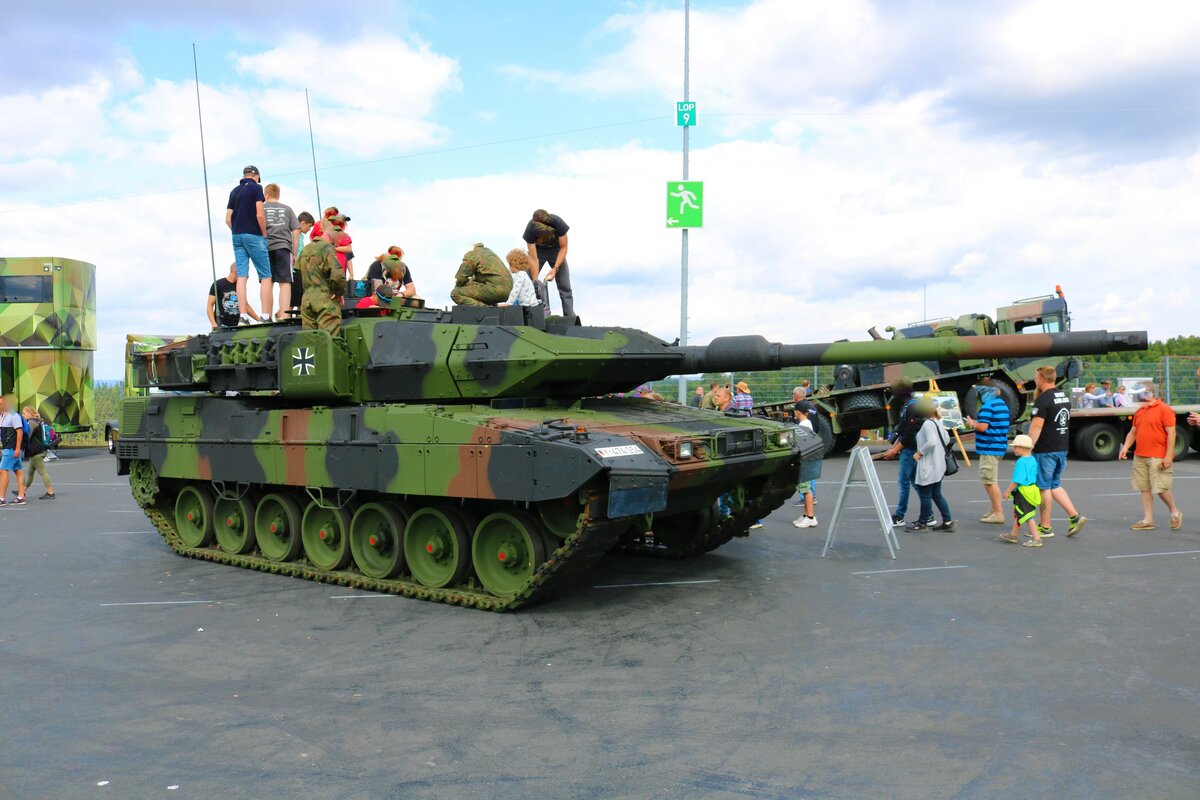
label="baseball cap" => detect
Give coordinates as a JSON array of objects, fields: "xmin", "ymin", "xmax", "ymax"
[
  {"xmin": 1012, "ymin": 434, "xmax": 1034, "ymax": 449},
  {"xmin": 1100, "ymin": 378, "xmax": 1111, "ymax": 385},
  {"xmin": 243, "ymin": 165, "xmax": 260, "ymax": 175}
]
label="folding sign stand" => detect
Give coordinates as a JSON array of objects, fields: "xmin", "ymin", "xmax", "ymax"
[{"xmin": 822, "ymin": 445, "xmax": 900, "ymax": 560}]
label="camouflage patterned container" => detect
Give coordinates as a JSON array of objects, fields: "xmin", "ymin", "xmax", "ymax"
[
  {"xmin": 0, "ymin": 257, "xmax": 96, "ymax": 432},
  {"xmin": 116, "ymin": 304, "xmax": 1146, "ymax": 609}
]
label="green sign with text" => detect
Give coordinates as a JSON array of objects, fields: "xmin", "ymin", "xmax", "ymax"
[
  {"xmin": 676, "ymin": 101, "xmax": 697, "ymax": 126},
  {"xmin": 666, "ymin": 181, "xmax": 703, "ymax": 228}
]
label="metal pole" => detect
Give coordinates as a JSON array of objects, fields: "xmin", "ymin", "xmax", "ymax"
[
  {"xmin": 192, "ymin": 44, "xmax": 218, "ymax": 293},
  {"xmin": 1165, "ymin": 356, "xmax": 1171, "ymax": 403},
  {"xmin": 306, "ymin": 89, "xmax": 322, "ymax": 211},
  {"xmin": 677, "ymin": 0, "xmax": 691, "ymax": 404}
]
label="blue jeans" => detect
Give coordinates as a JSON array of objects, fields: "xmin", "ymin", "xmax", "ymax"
[
  {"xmin": 232, "ymin": 233, "xmax": 271, "ymax": 279},
  {"xmin": 915, "ymin": 481, "xmax": 952, "ymax": 524},
  {"xmin": 1035, "ymin": 451, "xmax": 1067, "ymax": 490},
  {"xmin": 894, "ymin": 448, "xmax": 916, "ymax": 517}
]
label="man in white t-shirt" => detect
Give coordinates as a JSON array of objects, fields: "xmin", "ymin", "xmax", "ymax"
[{"xmin": 0, "ymin": 395, "xmax": 26, "ymax": 506}]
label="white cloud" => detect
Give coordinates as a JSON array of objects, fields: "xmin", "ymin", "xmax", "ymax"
[{"xmin": 234, "ymin": 33, "xmax": 460, "ymax": 156}]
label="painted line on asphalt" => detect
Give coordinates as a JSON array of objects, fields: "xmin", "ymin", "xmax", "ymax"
[
  {"xmin": 53, "ymin": 482, "xmax": 129, "ymax": 486},
  {"xmin": 99, "ymin": 600, "xmax": 216, "ymax": 606},
  {"xmin": 594, "ymin": 579, "xmax": 721, "ymax": 589},
  {"xmin": 97, "ymin": 531, "xmax": 152, "ymax": 535},
  {"xmin": 109, "ymin": 510, "xmax": 144, "ymax": 513},
  {"xmin": 1096, "ymin": 492, "xmax": 1140, "ymax": 496},
  {"xmin": 330, "ymin": 594, "xmax": 395, "ymax": 599},
  {"xmin": 853, "ymin": 565, "xmax": 968, "ymax": 576},
  {"xmin": 1106, "ymin": 549, "xmax": 1200, "ymax": 560}
]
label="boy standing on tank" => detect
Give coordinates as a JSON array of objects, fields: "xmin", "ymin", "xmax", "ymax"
[
  {"xmin": 1001, "ymin": 434, "xmax": 1043, "ymax": 547},
  {"xmin": 263, "ymin": 183, "xmax": 300, "ymax": 319}
]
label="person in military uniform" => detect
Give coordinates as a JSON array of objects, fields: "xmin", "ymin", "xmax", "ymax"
[
  {"xmin": 296, "ymin": 227, "xmax": 346, "ymax": 334},
  {"xmin": 450, "ymin": 243, "xmax": 512, "ymax": 306}
]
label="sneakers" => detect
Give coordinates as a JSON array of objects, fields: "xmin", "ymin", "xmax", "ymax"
[
  {"xmin": 1067, "ymin": 515, "xmax": 1087, "ymax": 537},
  {"xmin": 1022, "ymin": 539, "xmax": 1043, "ymax": 548},
  {"xmin": 792, "ymin": 516, "xmax": 818, "ymax": 528},
  {"xmin": 12, "ymin": 496, "xmax": 25, "ymax": 505},
  {"xmin": 979, "ymin": 511, "xmax": 1006, "ymax": 524},
  {"xmin": 39, "ymin": 492, "xmax": 55, "ymax": 500},
  {"xmin": 239, "ymin": 314, "xmax": 257, "ymax": 326},
  {"xmin": 749, "ymin": 521, "xmax": 764, "ymax": 530},
  {"xmin": 904, "ymin": 520, "xmax": 932, "ymax": 531},
  {"xmin": 891, "ymin": 514, "xmax": 905, "ymax": 527},
  {"xmin": 1037, "ymin": 525, "xmax": 1055, "ymax": 539},
  {"xmin": 931, "ymin": 520, "xmax": 956, "ymax": 532},
  {"xmin": 0, "ymin": 499, "xmax": 6, "ymax": 507}
]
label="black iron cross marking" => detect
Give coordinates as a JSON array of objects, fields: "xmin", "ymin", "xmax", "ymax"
[{"xmin": 292, "ymin": 347, "xmax": 315, "ymax": 376}]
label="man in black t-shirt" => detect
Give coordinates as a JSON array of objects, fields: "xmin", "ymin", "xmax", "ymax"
[
  {"xmin": 207, "ymin": 263, "xmax": 241, "ymax": 330},
  {"xmin": 522, "ymin": 209, "xmax": 574, "ymax": 319},
  {"xmin": 1028, "ymin": 365, "xmax": 1086, "ymax": 537}
]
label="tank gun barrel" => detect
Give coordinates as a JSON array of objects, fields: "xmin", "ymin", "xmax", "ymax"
[{"xmin": 678, "ymin": 330, "xmax": 1148, "ymax": 374}]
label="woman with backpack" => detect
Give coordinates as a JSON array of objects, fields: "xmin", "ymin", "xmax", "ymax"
[
  {"xmin": 906, "ymin": 397, "xmax": 954, "ymax": 532},
  {"xmin": 21, "ymin": 407, "xmax": 55, "ymax": 500}
]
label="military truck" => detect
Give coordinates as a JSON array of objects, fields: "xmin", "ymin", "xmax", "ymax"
[
  {"xmin": 759, "ymin": 288, "xmax": 1080, "ymax": 454},
  {"xmin": 113, "ymin": 302, "xmax": 1145, "ymax": 610},
  {"xmin": 0, "ymin": 257, "xmax": 96, "ymax": 432},
  {"xmin": 1069, "ymin": 404, "xmax": 1200, "ymax": 462}
]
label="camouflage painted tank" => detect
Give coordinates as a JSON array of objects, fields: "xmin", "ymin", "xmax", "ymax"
[{"xmin": 115, "ymin": 305, "xmax": 1146, "ymax": 610}]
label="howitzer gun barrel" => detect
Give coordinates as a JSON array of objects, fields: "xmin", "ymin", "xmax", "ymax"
[{"xmin": 678, "ymin": 330, "xmax": 1148, "ymax": 374}]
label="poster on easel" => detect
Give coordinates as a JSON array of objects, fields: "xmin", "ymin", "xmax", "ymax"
[{"xmin": 913, "ymin": 390, "xmax": 967, "ymax": 432}]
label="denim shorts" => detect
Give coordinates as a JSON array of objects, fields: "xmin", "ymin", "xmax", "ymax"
[
  {"xmin": 0, "ymin": 448, "xmax": 21, "ymax": 471},
  {"xmin": 1035, "ymin": 451, "xmax": 1068, "ymax": 490},
  {"xmin": 232, "ymin": 233, "xmax": 271, "ymax": 279}
]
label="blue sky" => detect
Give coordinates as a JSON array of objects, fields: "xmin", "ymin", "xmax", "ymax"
[{"xmin": 3, "ymin": 0, "xmax": 1199, "ymax": 378}]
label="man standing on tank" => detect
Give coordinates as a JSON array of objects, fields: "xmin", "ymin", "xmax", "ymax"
[
  {"xmin": 1028, "ymin": 365, "xmax": 1086, "ymax": 537},
  {"xmin": 225, "ymin": 165, "xmax": 271, "ymax": 323},
  {"xmin": 263, "ymin": 183, "xmax": 300, "ymax": 320},
  {"xmin": 523, "ymin": 209, "xmax": 574, "ymax": 319},
  {"xmin": 297, "ymin": 227, "xmax": 346, "ymax": 335}
]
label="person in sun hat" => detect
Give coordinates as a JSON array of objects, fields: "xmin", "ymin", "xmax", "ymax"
[
  {"xmin": 730, "ymin": 381, "xmax": 754, "ymax": 413},
  {"xmin": 1001, "ymin": 434, "xmax": 1044, "ymax": 547}
]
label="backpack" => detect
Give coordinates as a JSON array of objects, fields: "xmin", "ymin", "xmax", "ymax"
[{"xmin": 19, "ymin": 415, "xmax": 30, "ymax": 454}]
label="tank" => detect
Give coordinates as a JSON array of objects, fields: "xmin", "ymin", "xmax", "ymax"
[{"xmin": 115, "ymin": 305, "xmax": 1147, "ymax": 610}]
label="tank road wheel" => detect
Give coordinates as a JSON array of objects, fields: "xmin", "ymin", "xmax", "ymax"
[
  {"xmin": 538, "ymin": 496, "xmax": 585, "ymax": 538},
  {"xmin": 301, "ymin": 503, "xmax": 353, "ymax": 571},
  {"xmin": 350, "ymin": 502, "xmax": 409, "ymax": 580},
  {"xmin": 214, "ymin": 495, "xmax": 258, "ymax": 555},
  {"xmin": 403, "ymin": 506, "xmax": 472, "ymax": 589},
  {"xmin": 174, "ymin": 485, "xmax": 215, "ymax": 548},
  {"xmin": 255, "ymin": 493, "xmax": 304, "ymax": 563},
  {"xmin": 471, "ymin": 512, "xmax": 548, "ymax": 598}
]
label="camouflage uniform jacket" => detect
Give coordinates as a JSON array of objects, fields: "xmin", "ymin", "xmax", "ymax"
[{"xmin": 455, "ymin": 244, "xmax": 511, "ymax": 289}]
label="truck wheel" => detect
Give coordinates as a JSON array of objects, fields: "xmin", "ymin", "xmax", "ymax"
[
  {"xmin": 1172, "ymin": 423, "xmax": 1190, "ymax": 462},
  {"xmin": 1074, "ymin": 422, "xmax": 1121, "ymax": 461},
  {"xmin": 961, "ymin": 380, "xmax": 1022, "ymax": 421},
  {"xmin": 830, "ymin": 429, "xmax": 861, "ymax": 454},
  {"xmin": 814, "ymin": 411, "xmax": 835, "ymax": 457},
  {"xmin": 106, "ymin": 427, "xmax": 115, "ymax": 455},
  {"xmin": 838, "ymin": 392, "xmax": 885, "ymax": 414}
]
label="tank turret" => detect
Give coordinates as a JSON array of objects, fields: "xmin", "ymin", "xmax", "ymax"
[{"xmin": 129, "ymin": 305, "xmax": 1146, "ymax": 404}]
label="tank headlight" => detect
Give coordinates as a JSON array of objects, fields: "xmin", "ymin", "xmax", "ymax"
[
  {"xmin": 678, "ymin": 441, "xmax": 694, "ymax": 459},
  {"xmin": 778, "ymin": 430, "xmax": 791, "ymax": 447}
]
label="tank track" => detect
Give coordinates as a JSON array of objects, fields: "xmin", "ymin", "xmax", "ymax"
[{"xmin": 137, "ymin": 479, "xmax": 627, "ymax": 612}]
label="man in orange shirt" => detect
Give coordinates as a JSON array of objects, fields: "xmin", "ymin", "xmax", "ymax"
[{"xmin": 1118, "ymin": 382, "xmax": 1182, "ymax": 531}]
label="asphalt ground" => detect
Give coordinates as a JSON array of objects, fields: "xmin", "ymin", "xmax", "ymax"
[{"xmin": 1, "ymin": 449, "xmax": 1198, "ymax": 800}]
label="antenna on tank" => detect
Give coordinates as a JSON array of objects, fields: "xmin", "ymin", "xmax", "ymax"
[
  {"xmin": 192, "ymin": 44, "xmax": 218, "ymax": 293},
  {"xmin": 305, "ymin": 89, "xmax": 322, "ymax": 211}
]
